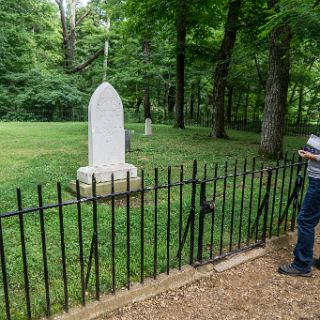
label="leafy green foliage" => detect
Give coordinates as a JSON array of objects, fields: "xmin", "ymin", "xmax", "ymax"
[
  {"xmin": 0, "ymin": 0, "xmax": 319, "ymax": 124},
  {"xmin": 1, "ymin": 70, "xmax": 84, "ymax": 121}
]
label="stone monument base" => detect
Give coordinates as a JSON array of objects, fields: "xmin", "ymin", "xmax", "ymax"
[
  {"xmin": 69, "ymin": 176, "xmax": 142, "ymax": 197},
  {"xmin": 77, "ymin": 163, "xmax": 138, "ymax": 184}
]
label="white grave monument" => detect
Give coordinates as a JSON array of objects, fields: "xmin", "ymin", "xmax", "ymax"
[
  {"xmin": 71, "ymin": 82, "xmax": 141, "ymax": 196},
  {"xmin": 145, "ymin": 118, "xmax": 152, "ymax": 136}
]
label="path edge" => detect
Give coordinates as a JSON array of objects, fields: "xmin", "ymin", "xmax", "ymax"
[{"xmin": 52, "ymin": 233, "xmax": 296, "ymax": 320}]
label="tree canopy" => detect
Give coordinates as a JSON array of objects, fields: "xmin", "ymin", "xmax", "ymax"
[{"xmin": 0, "ymin": 0, "xmax": 319, "ymax": 155}]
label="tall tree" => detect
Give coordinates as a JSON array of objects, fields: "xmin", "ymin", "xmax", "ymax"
[
  {"xmin": 260, "ymin": 0, "xmax": 291, "ymax": 158},
  {"xmin": 0, "ymin": 0, "xmax": 84, "ymax": 121},
  {"xmin": 173, "ymin": 1, "xmax": 187, "ymax": 129},
  {"xmin": 143, "ymin": 38, "xmax": 152, "ymax": 119},
  {"xmin": 102, "ymin": 16, "xmax": 111, "ymax": 82},
  {"xmin": 211, "ymin": 0, "xmax": 241, "ymax": 138},
  {"xmin": 55, "ymin": 0, "xmax": 104, "ymax": 73},
  {"xmin": 124, "ymin": 0, "xmax": 157, "ymax": 120}
]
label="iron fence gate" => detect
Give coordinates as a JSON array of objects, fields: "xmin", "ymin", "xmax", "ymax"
[
  {"xmin": 0, "ymin": 155, "xmax": 307, "ymax": 319},
  {"xmin": 178, "ymin": 157, "xmax": 306, "ymax": 267}
]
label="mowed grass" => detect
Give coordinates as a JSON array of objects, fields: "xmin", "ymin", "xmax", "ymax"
[
  {"xmin": 0, "ymin": 122, "xmax": 307, "ymax": 319},
  {"xmin": 0, "ymin": 122, "xmax": 306, "ymax": 210}
]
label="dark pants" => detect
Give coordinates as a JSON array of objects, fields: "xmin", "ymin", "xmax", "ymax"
[{"xmin": 293, "ymin": 176, "xmax": 320, "ymax": 272}]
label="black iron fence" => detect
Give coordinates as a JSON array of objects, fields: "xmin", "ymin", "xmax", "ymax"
[
  {"xmin": 182, "ymin": 117, "xmax": 320, "ymax": 137},
  {"xmin": 0, "ymin": 155, "xmax": 307, "ymax": 319},
  {"xmin": 225, "ymin": 119, "xmax": 320, "ymax": 136}
]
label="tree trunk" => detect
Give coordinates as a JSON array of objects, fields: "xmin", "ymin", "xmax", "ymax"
[
  {"xmin": 244, "ymin": 87, "xmax": 249, "ymax": 125},
  {"xmin": 168, "ymin": 85, "xmax": 175, "ymax": 117},
  {"xmin": 288, "ymin": 82, "xmax": 297, "ymax": 107},
  {"xmin": 254, "ymin": 54, "xmax": 266, "ymax": 89},
  {"xmin": 205, "ymin": 95, "xmax": 210, "ymax": 126},
  {"xmin": 63, "ymin": 103, "xmax": 73, "ymax": 120},
  {"xmin": 260, "ymin": 0, "xmax": 291, "ymax": 158},
  {"xmin": 197, "ymin": 79, "xmax": 201, "ymax": 123},
  {"xmin": 143, "ymin": 39, "xmax": 151, "ymax": 120},
  {"xmin": 135, "ymin": 97, "xmax": 142, "ymax": 122},
  {"xmin": 189, "ymin": 82, "xmax": 195, "ymax": 119},
  {"xmin": 211, "ymin": 0, "xmax": 241, "ymax": 138},
  {"xmin": 56, "ymin": 0, "xmax": 69, "ymax": 67},
  {"xmin": 173, "ymin": 3, "xmax": 186, "ymax": 129},
  {"xmin": 64, "ymin": 0, "xmax": 76, "ymax": 123},
  {"xmin": 102, "ymin": 16, "xmax": 111, "ymax": 82},
  {"xmin": 68, "ymin": 0, "xmax": 77, "ymax": 67},
  {"xmin": 163, "ymin": 83, "xmax": 168, "ymax": 121},
  {"xmin": 157, "ymin": 85, "xmax": 161, "ymax": 109},
  {"xmin": 226, "ymin": 86, "xmax": 233, "ymax": 122},
  {"xmin": 254, "ymin": 93, "xmax": 261, "ymax": 121},
  {"xmin": 296, "ymin": 86, "xmax": 303, "ymax": 125},
  {"xmin": 234, "ymin": 90, "xmax": 242, "ymax": 122}
]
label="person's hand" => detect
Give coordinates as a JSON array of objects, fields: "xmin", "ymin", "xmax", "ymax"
[{"xmin": 298, "ymin": 149, "xmax": 313, "ymax": 160}]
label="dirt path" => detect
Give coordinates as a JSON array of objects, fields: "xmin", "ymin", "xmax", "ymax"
[{"xmin": 101, "ymin": 235, "xmax": 320, "ymax": 320}]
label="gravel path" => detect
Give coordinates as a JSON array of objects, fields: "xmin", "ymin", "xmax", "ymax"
[{"xmin": 101, "ymin": 235, "xmax": 320, "ymax": 320}]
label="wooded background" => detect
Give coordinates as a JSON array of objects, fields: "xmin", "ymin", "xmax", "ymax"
[{"xmin": 1, "ymin": 0, "xmax": 319, "ymax": 157}]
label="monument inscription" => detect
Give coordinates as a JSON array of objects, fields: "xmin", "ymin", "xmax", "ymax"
[
  {"xmin": 77, "ymin": 82, "xmax": 138, "ymax": 185},
  {"xmin": 88, "ymin": 83, "xmax": 125, "ymax": 166}
]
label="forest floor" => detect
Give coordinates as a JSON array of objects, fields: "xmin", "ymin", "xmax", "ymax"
[{"xmin": 101, "ymin": 231, "xmax": 320, "ymax": 320}]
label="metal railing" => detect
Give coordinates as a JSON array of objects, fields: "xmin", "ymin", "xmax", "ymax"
[
  {"xmin": 0, "ymin": 155, "xmax": 307, "ymax": 319},
  {"xmin": 225, "ymin": 119, "xmax": 320, "ymax": 136}
]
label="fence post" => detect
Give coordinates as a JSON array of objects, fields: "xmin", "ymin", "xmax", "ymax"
[
  {"xmin": 0, "ymin": 217, "xmax": 10, "ymax": 320},
  {"xmin": 262, "ymin": 169, "xmax": 272, "ymax": 243},
  {"xmin": 197, "ymin": 181, "xmax": 206, "ymax": 262},
  {"xmin": 17, "ymin": 188, "xmax": 32, "ymax": 320},
  {"xmin": 91, "ymin": 174, "xmax": 100, "ymax": 301},
  {"xmin": 189, "ymin": 160, "xmax": 198, "ymax": 265},
  {"xmin": 176, "ymin": 161, "xmax": 197, "ymax": 264},
  {"xmin": 57, "ymin": 182, "xmax": 69, "ymax": 312}
]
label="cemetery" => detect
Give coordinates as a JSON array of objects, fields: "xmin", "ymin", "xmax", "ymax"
[
  {"xmin": 1, "ymin": 0, "xmax": 320, "ymax": 319},
  {"xmin": 0, "ymin": 82, "xmax": 315, "ymax": 320}
]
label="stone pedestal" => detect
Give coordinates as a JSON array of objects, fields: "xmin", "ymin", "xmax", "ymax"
[
  {"xmin": 70, "ymin": 176, "xmax": 142, "ymax": 197},
  {"xmin": 77, "ymin": 163, "xmax": 137, "ymax": 185}
]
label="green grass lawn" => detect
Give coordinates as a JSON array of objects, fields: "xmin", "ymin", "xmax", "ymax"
[
  {"xmin": 0, "ymin": 122, "xmax": 306, "ymax": 211},
  {"xmin": 0, "ymin": 122, "xmax": 307, "ymax": 319}
]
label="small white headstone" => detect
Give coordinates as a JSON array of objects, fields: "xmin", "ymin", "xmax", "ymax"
[
  {"xmin": 77, "ymin": 82, "xmax": 137, "ymax": 184},
  {"xmin": 145, "ymin": 118, "xmax": 152, "ymax": 136}
]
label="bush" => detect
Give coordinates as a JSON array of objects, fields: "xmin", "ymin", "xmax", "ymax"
[{"xmin": 0, "ymin": 70, "xmax": 85, "ymax": 121}]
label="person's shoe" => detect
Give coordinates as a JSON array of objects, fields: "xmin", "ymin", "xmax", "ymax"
[
  {"xmin": 278, "ymin": 264, "xmax": 312, "ymax": 277},
  {"xmin": 313, "ymin": 258, "xmax": 320, "ymax": 270}
]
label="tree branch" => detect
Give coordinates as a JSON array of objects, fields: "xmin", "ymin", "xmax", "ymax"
[
  {"xmin": 69, "ymin": 47, "xmax": 104, "ymax": 73},
  {"xmin": 289, "ymin": 82, "xmax": 298, "ymax": 104},
  {"xmin": 291, "ymin": 84, "xmax": 320, "ymax": 103},
  {"xmin": 56, "ymin": 0, "xmax": 68, "ymax": 45},
  {"xmin": 76, "ymin": 8, "xmax": 92, "ymax": 26}
]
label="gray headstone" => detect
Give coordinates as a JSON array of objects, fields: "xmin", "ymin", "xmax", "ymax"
[
  {"xmin": 125, "ymin": 130, "xmax": 131, "ymax": 152},
  {"xmin": 145, "ymin": 118, "xmax": 152, "ymax": 136}
]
